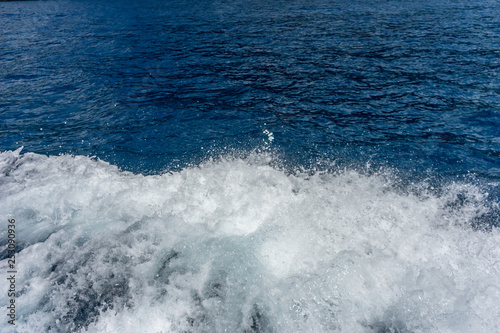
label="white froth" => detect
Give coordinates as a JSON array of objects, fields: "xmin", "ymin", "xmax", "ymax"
[{"xmin": 0, "ymin": 149, "xmax": 499, "ymax": 332}]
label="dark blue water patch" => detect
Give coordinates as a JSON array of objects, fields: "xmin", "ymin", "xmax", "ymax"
[{"xmin": 1, "ymin": 0, "xmax": 499, "ymax": 182}]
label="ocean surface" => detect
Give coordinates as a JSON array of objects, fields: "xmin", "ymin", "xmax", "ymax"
[{"xmin": 1, "ymin": 0, "xmax": 500, "ymax": 332}]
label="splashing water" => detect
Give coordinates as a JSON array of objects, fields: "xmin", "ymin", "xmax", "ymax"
[{"xmin": 1, "ymin": 149, "xmax": 499, "ymax": 332}]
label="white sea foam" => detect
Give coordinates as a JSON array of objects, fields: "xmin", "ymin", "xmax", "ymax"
[{"xmin": 0, "ymin": 149, "xmax": 499, "ymax": 332}]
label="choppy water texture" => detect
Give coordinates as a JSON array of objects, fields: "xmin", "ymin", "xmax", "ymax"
[
  {"xmin": 1, "ymin": 0, "xmax": 500, "ymax": 332},
  {"xmin": 1, "ymin": 149, "xmax": 500, "ymax": 333}
]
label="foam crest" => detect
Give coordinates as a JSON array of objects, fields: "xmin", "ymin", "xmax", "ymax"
[{"xmin": 0, "ymin": 150, "xmax": 499, "ymax": 332}]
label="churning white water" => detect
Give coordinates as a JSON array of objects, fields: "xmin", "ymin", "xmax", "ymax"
[{"xmin": 1, "ymin": 148, "xmax": 499, "ymax": 332}]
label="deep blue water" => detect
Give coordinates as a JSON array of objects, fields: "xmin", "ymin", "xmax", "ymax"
[
  {"xmin": 1, "ymin": 0, "xmax": 500, "ymax": 332},
  {"xmin": 1, "ymin": 0, "xmax": 499, "ymax": 176}
]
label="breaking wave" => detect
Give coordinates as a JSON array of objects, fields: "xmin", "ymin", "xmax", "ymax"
[{"xmin": 1, "ymin": 148, "xmax": 499, "ymax": 332}]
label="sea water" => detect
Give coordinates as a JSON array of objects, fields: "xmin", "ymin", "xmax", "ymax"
[{"xmin": 1, "ymin": 0, "xmax": 499, "ymax": 332}]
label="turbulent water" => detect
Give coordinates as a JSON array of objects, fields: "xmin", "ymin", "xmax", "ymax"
[
  {"xmin": 1, "ymin": 0, "xmax": 500, "ymax": 332},
  {"xmin": 1, "ymin": 149, "xmax": 499, "ymax": 332}
]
